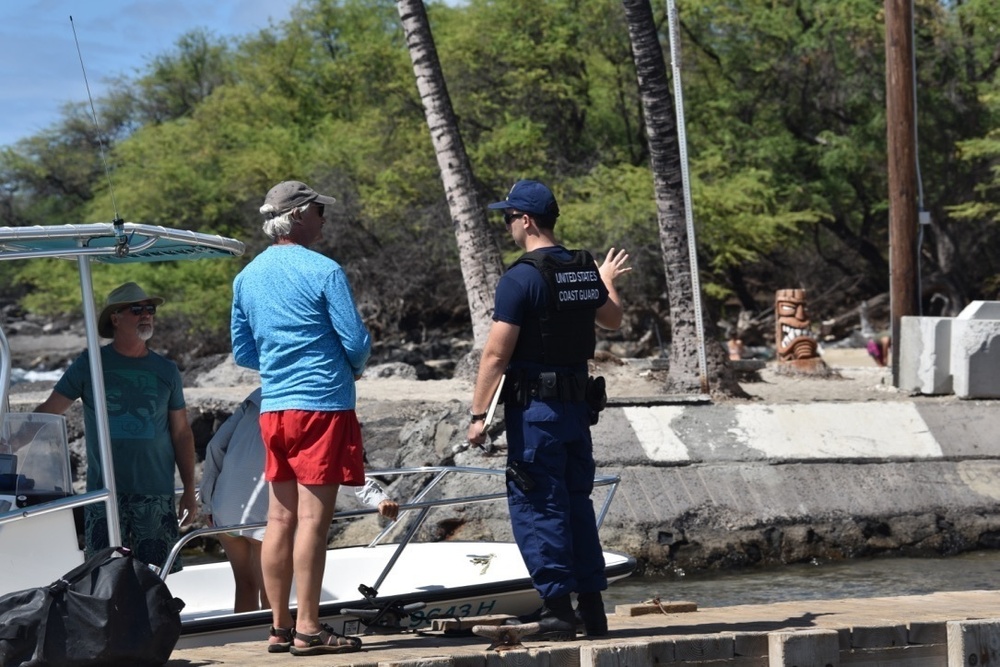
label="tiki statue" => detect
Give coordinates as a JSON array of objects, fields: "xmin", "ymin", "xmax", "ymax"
[{"xmin": 775, "ymin": 289, "xmax": 819, "ymax": 363}]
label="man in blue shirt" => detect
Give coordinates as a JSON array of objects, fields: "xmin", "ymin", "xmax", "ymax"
[
  {"xmin": 466, "ymin": 180, "xmax": 630, "ymax": 640},
  {"xmin": 231, "ymin": 180, "xmax": 371, "ymax": 656}
]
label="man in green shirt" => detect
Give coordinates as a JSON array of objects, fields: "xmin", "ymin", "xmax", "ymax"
[{"xmin": 34, "ymin": 282, "xmax": 198, "ymax": 571}]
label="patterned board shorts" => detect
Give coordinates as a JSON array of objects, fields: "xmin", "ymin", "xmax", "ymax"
[{"xmin": 84, "ymin": 493, "xmax": 181, "ymax": 573}]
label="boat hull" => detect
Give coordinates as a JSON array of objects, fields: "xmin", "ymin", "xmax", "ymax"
[{"xmin": 171, "ymin": 541, "xmax": 636, "ymax": 648}]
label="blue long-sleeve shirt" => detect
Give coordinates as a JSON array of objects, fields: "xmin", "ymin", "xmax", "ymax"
[{"xmin": 231, "ymin": 244, "xmax": 371, "ymax": 413}]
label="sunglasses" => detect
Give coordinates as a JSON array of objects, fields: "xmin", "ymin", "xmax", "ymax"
[
  {"xmin": 504, "ymin": 212, "xmax": 525, "ymax": 226},
  {"xmin": 119, "ymin": 304, "xmax": 157, "ymax": 316},
  {"xmin": 314, "ymin": 203, "xmax": 325, "ymax": 217}
]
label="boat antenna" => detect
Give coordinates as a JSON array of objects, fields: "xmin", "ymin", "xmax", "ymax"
[{"xmin": 70, "ymin": 15, "xmax": 128, "ymax": 257}]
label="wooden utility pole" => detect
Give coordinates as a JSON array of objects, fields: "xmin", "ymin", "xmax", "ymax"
[{"xmin": 884, "ymin": 0, "xmax": 919, "ymax": 386}]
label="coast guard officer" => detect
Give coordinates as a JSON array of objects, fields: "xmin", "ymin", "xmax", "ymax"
[{"xmin": 466, "ymin": 179, "xmax": 630, "ymax": 640}]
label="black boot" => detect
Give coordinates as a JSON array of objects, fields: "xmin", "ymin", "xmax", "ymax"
[
  {"xmin": 575, "ymin": 591, "xmax": 608, "ymax": 636},
  {"xmin": 504, "ymin": 605, "xmax": 543, "ymax": 625},
  {"xmin": 529, "ymin": 594, "xmax": 577, "ymax": 641}
]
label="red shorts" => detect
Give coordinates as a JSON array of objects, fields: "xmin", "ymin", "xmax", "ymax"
[{"xmin": 259, "ymin": 409, "xmax": 365, "ymax": 486}]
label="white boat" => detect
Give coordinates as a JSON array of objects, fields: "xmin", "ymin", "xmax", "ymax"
[{"xmin": 0, "ymin": 222, "xmax": 636, "ymax": 649}]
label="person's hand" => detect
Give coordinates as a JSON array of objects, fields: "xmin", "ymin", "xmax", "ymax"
[
  {"xmin": 377, "ymin": 499, "xmax": 399, "ymax": 521},
  {"xmin": 178, "ymin": 489, "xmax": 199, "ymax": 528},
  {"xmin": 599, "ymin": 247, "xmax": 631, "ymax": 285},
  {"xmin": 2, "ymin": 425, "xmax": 33, "ymax": 452},
  {"xmin": 466, "ymin": 421, "xmax": 487, "ymax": 448}
]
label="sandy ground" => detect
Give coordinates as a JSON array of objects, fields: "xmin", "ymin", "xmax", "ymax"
[
  {"xmin": 355, "ymin": 347, "xmax": 903, "ymax": 407},
  {"xmin": 181, "ymin": 347, "xmax": 907, "ymax": 409},
  {"xmin": 5, "ymin": 331, "xmax": 913, "ymax": 409}
]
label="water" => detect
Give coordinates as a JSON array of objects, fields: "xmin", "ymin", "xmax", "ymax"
[
  {"xmin": 603, "ymin": 550, "xmax": 1000, "ymax": 609},
  {"xmin": 10, "ymin": 368, "xmax": 63, "ymax": 385}
]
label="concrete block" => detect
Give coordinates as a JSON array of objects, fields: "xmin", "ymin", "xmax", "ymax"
[
  {"xmin": 769, "ymin": 629, "xmax": 840, "ymax": 667},
  {"xmin": 582, "ymin": 642, "xmax": 649, "ymax": 667},
  {"xmin": 951, "ymin": 301, "xmax": 1000, "ymax": 399},
  {"xmin": 908, "ymin": 621, "xmax": 948, "ymax": 645},
  {"xmin": 899, "ymin": 316, "xmax": 952, "ymax": 395},
  {"xmin": 533, "ymin": 645, "xmax": 582, "ymax": 667},
  {"xmin": 849, "ymin": 623, "xmax": 908, "ymax": 648},
  {"xmin": 647, "ymin": 638, "xmax": 677, "ymax": 664},
  {"xmin": 960, "ymin": 301, "xmax": 1000, "ymax": 319},
  {"xmin": 946, "ymin": 618, "xmax": 1000, "ymax": 667},
  {"xmin": 734, "ymin": 632, "xmax": 771, "ymax": 657},
  {"xmin": 674, "ymin": 633, "xmax": 734, "ymax": 661}
]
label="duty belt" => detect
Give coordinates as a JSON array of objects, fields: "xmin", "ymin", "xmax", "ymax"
[{"xmin": 505, "ymin": 370, "xmax": 588, "ymax": 404}]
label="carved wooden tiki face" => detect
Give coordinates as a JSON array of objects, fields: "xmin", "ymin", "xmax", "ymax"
[{"xmin": 775, "ymin": 289, "xmax": 818, "ymax": 361}]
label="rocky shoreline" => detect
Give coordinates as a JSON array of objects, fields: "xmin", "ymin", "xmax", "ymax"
[{"xmin": 8, "ymin": 329, "xmax": 1000, "ymax": 576}]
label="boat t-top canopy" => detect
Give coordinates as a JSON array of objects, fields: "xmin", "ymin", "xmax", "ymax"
[
  {"xmin": 0, "ymin": 222, "xmax": 245, "ymax": 263},
  {"xmin": 1, "ymin": 221, "xmax": 245, "ymax": 550}
]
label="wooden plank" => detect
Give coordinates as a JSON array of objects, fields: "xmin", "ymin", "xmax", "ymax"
[
  {"xmin": 947, "ymin": 619, "xmax": 1000, "ymax": 667},
  {"xmin": 431, "ymin": 614, "xmax": 515, "ymax": 633},
  {"xmin": 769, "ymin": 629, "xmax": 840, "ymax": 667},
  {"xmin": 616, "ymin": 601, "xmax": 698, "ymax": 617}
]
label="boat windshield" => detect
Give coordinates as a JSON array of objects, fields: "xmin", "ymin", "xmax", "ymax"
[{"xmin": 0, "ymin": 413, "xmax": 73, "ymax": 513}]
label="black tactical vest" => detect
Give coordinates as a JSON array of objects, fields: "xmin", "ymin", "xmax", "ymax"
[{"xmin": 508, "ymin": 249, "xmax": 605, "ymax": 366}]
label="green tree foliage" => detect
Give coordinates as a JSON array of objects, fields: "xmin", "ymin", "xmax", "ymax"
[{"xmin": 1, "ymin": 0, "xmax": 998, "ymax": 357}]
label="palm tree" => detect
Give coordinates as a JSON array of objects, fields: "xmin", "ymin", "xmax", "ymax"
[
  {"xmin": 620, "ymin": 0, "xmax": 743, "ymax": 396},
  {"xmin": 396, "ymin": 0, "xmax": 503, "ymax": 354}
]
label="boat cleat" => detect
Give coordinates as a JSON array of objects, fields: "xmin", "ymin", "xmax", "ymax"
[{"xmin": 472, "ymin": 622, "xmax": 542, "ymax": 652}]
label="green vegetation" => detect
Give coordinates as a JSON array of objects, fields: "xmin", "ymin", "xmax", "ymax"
[{"xmin": 2, "ymin": 0, "xmax": 998, "ymax": 352}]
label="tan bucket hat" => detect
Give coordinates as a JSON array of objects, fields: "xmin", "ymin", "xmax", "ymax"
[{"xmin": 97, "ymin": 282, "xmax": 165, "ymax": 338}]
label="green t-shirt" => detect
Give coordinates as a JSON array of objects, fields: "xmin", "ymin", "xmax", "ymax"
[{"xmin": 55, "ymin": 345, "xmax": 185, "ymax": 495}]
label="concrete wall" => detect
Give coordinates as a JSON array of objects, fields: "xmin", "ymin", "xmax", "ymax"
[
  {"xmin": 899, "ymin": 301, "xmax": 1000, "ymax": 399},
  {"xmin": 588, "ymin": 399, "xmax": 1000, "ymax": 572}
]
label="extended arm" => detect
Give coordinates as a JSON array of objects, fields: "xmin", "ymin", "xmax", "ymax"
[
  {"xmin": 169, "ymin": 408, "xmax": 199, "ymax": 526},
  {"xmin": 355, "ymin": 478, "xmax": 398, "ymax": 520},
  {"xmin": 199, "ymin": 403, "xmax": 245, "ymax": 519},
  {"xmin": 3, "ymin": 391, "xmax": 76, "ymax": 450},
  {"xmin": 595, "ymin": 247, "xmax": 631, "ymax": 330},
  {"xmin": 230, "ymin": 301, "xmax": 260, "ymax": 370},
  {"xmin": 34, "ymin": 390, "xmax": 74, "ymax": 416},
  {"xmin": 466, "ymin": 320, "xmax": 520, "ymax": 446}
]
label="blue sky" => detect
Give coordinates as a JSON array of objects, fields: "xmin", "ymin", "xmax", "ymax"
[{"xmin": 0, "ymin": 0, "xmax": 300, "ymax": 148}]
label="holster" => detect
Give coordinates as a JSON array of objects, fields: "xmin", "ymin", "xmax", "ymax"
[{"xmin": 585, "ymin": 375, "xmax": 607, "ymax": 425}]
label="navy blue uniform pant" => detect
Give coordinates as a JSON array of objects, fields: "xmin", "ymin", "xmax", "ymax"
[{"xmin": 505, "ymin": 398, "xmax": 607, "ymax": 600}]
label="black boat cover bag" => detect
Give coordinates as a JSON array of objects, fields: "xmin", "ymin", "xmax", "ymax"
[{"xmin": 0, "ymin": 546, "xmax": 184, "ymax": 667}]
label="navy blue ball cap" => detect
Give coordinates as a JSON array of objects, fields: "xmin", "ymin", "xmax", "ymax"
[{"xmin": 487, "ymin": 179, "xmax": 560, "ymax": 218}]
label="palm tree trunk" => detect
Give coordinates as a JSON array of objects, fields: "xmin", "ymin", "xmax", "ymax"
[
  {"xmin": 396, "ymin": 0, "xmax": 503, "ymax": 351},
  {"xmin": 621, "ymin": 0, "xmax": 743, "ymax": 396}
]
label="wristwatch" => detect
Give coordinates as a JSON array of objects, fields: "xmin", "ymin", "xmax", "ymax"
[{"xmin": 469, "ymin": 410, "xmax": 487, "ymax": 422}]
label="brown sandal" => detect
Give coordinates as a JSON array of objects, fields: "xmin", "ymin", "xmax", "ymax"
[
  {"xmin": 267, "ymin": 625, "xmax": 294, "ymax": 653},
  {"xmin": 289, "ymin": 624, "xmax": 362, "ymax": 656}
]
